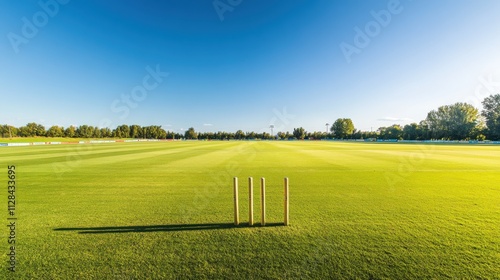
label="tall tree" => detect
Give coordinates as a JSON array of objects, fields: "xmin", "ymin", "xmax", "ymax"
[
  {"xmin": 235, "ymin": 130, "xmax": 244, "ymax": 140},
  {"xmin": 36, "ymin": 123, "xmax": 46, "ymax": 136},
  {"xmin": 378, "ymin": 124, "xmax": 403, "ymax": 140},
  {"xmin": 93, "ymin": 127, "xmax": 102, "ymax": 138},
  {"xmin": 145, "ymin": 125, "xmax": 167, "ymax": 139},
  {"xmin": 100, "ymin": 127, "xmax": 112, "ymax": 138},
  {"xmin": 481, "ymin": 94, "xmax": 500, "ymax": 140},
  {"xmin": 185, "ymin": 127, "xmax": 197, "ymax": 139},
  {"xmin": 64, "ymin": 125, "xmax": 77, "ymax": 138},
  {"xmin": 292, "ymin": 127, "xmax": 306, "ymax": 140},
  {"xmin": 7, "ymin": 125, "xmax": 17, "ymax": 138},
  {"xmin": 330, "ymin": 118, "xmax": 355, "ymax": 139},
  {"xmin": 424, "ymin": 102, "xmax": 480, "ymax": 140},
  {"xmin": 416, "ymin": 120, "xmax": 431, "ymax": 140},
  {"xmin": 403, "ymin": 123, "xmax": 419, "ymax": 140},
  {"xmin": 77, "ymin": 125, "xmax": 96, "ymax": 138},
  {"xmin": 114, "ymin": 124, "xmax": 131, "ymax": 138},
  {"xmin": 20, "ymin": 122, "xmax": 44, "ymax": 137},
  {"xmin": 158, "ymin": 127, "xmax": 167, "ymax": 139},
  {"xmin": 0, "ymin": 125, "xmax": 17, "ymax": 138},
  {"xmin": 129, "ymin": 125, "xmax": 142, "ymax": 138},
  {"xmin": 276, "ymin": 131, "xmax": 286, "ymax": 140},
  {"xmin": 246, "ymin": 131, "xmax": 256, "ymax": 139},
  {"xmin": 46, "ymin": 126, "xmax": 64, "ymax": 137}
]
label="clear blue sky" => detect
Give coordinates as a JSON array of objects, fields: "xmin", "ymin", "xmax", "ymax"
[{"xmin": 2, "ymin": 0, "xmax": 500, "ymax": 133}]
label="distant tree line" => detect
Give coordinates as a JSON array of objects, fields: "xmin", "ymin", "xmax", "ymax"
[
  {"xmin": 0, "ymin": 124, "xmax": 182, "ymax": 140},
  {"xmin": 327, "ymin": 95, "xmax": 500, "ymax": 141},
  {"xmin": 2, "ymin": 94, "xmax": 500, "ymax": 141}
]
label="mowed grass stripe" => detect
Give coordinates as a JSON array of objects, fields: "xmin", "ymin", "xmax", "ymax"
[
  {"xmin": 0, "ymin": 141, "xmax": 203, "ymax": 162},
  {"xmin": 1, "ymin": 141, "xmax": 498, "ymax": 279},
  {"xmin": 260, "ymin": 142, "xmax": 500, "ymax": 265},
  {"xmin": 17, "ymin": 142, "xmax": 255, "ymax": 227},
  {"xmin": 1, "ymin": 141, "xmax": 235, "ymax": 170}
]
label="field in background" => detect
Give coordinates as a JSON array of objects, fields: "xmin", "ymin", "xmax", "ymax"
[
  {"xmin": 1, "ymin": 141, "xmax": 499, "ymax": 279},
  {"xmin": 0, "ymin": 137, "xmax": 132, "ymax": 143}
]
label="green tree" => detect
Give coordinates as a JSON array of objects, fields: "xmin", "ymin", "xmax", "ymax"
[
  {"xmin": 235, "ymin": 130, "xmax": 244, "ymax": 140},
  {"xmin": 481, "ymin": 94, "xmax": 500, "ymax": 140},
  {"xmin": 46, "ymin": 126, "xmax": 64, "ymax": 137},
  {"xmin": 129, "ymin": 125, "xmax": 142, "ymax": 138},
  {"xmin": 330, "ymin": 118, "xmax": 355, "ymax": 139},
  {"xmin": 93, "ymin": 127, "xmax": 102, "ymax": 138},
  {"xmin": 470, "ymin": 122, "xmax": 486, "ymax": 140},
  {"xmin": 144, "ymin": 125, "xmax": 166, "ymax": 139},
  {"xmin": 424, "ymin": 102, "xmax": 480, "ymax": 140},
  {"xmin": 64, "ymin": 125, "xmax": 77, "ymax": 138},
  {"xmin": 379, "ymin": 124, "xmax": 403, "ymax": 140},
  {"xmin": 403, "ymin": 123, "xmax": 419, "ymax": 140},
  {"xmin": 309, "ymin": 131, "xmax": 324, "ymax": 140},
  {"xmin": 36, "ymin": 124, "xmax": 46, "ymax": 136},
  {"xmin": 292, "ymin": 127, "xmax": 306, "ymax": 140},
  {"xmin": 158, "ymin": 127, "xmax": 167, "ymax": 139},
  {"xmin": 246, "ymin": 131, "xmax": 256, "ymax": 139},
  {"xmin": 185, "ymin": 127, "xmax": 197, "ymax": 139},
  {"xmin": 276, "ymin": 131, "xmax": 286, "ymax": 140},
  {"xmin": 0, "ymin": 125, "xmax": 17, "ymax": 138},
  {"xmin": 114, "ymin": 125, "xmax": 131, "ymax": 138},
  {"xmin": 100, "ymin": 128, "xmax": 112, "ymax": 138},
  {"xmin": 20, "ymin": 122, "xmax": 44, "ymax": 137},
  {"xmin": 416, "ymin": 120, "xmax": 431, "ymax": 140},
  {"xmin": 77, "ymin": 125, "xmax": 95, "ymax": 138}
]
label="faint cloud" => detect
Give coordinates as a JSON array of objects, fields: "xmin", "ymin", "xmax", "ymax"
[
  {"xmin": 203, "ymin": 123, "xmax": 214, "ymax": 126},
  {"xmin": 378, "ymin": 117, "xmax": 413, "ymax": 122}
]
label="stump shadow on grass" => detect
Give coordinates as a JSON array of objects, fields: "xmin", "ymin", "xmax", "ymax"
[{"xmin": 54, "ymin": 222, "xmax": 285, "ymax": 234}]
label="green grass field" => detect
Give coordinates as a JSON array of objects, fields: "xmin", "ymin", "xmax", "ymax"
[
  {"xmin": 1, "ymin": 141, "xmax": 499, "ymax": 279},
  {"xmin": 0, "ymin": 137, "xmax": 129, "ymax": 143}
]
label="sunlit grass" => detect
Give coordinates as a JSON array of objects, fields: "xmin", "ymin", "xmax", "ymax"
[{"xmin": 0, "ymin": 141, "xmax": 498, "ymax": 279}]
